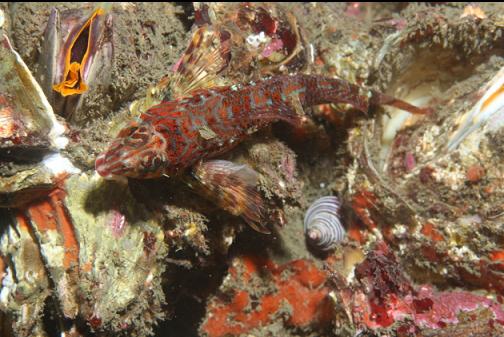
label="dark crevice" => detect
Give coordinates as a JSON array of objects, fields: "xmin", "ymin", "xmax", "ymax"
[
  {"xmin": 174, "ymin": 2, "xmax": 195, "ymax": 32},
  {"xmin": 154, "ymin": 257, "xmax": 228, "ymax": 337}
]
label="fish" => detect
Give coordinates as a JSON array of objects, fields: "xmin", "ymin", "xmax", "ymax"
[
  {"xmin": 96, "ymin": 74, "xmax": 427, "ymax": 178},
  {"xmin": 96, "ymin": 73, "xmax": 427, "ymax": 232},
  {"xmin": 95, "ymin": 19, "xmax": 429, "ymax": 233}
]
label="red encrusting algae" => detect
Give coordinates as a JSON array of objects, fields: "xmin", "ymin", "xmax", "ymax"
[
  {"xmin": 420, "ymin": 222, "xmax": 444, "ymax": 242},
  {"xmin": 351, "ymin": 190, "xmax": 378, "ymax": 230},
  {"xmin": 23, "ymin": 187, "xmax": 79, "ymax": 270},
  {"xmin": 349, "ymin": 183, "xmax": 504, "ymax": 295},
  {"xmin": 200, "ymin": 256, "xmax": 333, "ymax": 337}
]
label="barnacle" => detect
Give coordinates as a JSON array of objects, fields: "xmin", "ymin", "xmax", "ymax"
[
  {"xmin": 0, "ymin": 173, "xmax": 168, "ymax": 336},
  {"xmin": 0, "ymin": 33, "xmax": 76, "ymax": 207},
  {"xmin": 346, "ymin": 6, "xmax": 504, "ymax": 299},
  {"xmin": 38, "ymin": 4, "xmax": 113, "ymax": 124},
  {"xmin": 0, "ymin": 211, "xmax": 50, "ymax": 337},
  {"xmin": 51, "ymin": 7, "xmax": 105, "ymax": 96},
  {"xmin": 0, "ymin": 34, "xmax": 66, "ymax": 151}
]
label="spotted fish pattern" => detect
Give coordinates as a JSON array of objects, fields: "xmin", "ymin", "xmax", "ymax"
[{"xmin": 96, "ymin": 74, "xmax": 427, "ymax": 179}]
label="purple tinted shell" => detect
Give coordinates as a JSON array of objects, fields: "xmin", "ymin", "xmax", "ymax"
[{"xmin": 303, "ymin": 196, "xmax": 345, "ymax": 250}]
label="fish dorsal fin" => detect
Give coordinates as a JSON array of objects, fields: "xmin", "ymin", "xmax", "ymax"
[
  {"xmin": 131, "ymin": 25, "xmax": 231, "ymax": 117},
  {"xmin": 169, "ymin": 26, "xmax": 231, "ymax": 99}
]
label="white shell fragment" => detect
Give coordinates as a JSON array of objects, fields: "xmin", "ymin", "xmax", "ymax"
[
  {"xmin": 304, "ymin": 196, "xmax": 345, "ymax": 251},
  {"xmin": 42, "ymin": 153, "xmax": 80, "ymax": 175}
]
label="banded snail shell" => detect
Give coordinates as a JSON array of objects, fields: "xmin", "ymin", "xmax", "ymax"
[{"xmin": 303, "ymin": 196, "xmax": 345, "ymax": 251}]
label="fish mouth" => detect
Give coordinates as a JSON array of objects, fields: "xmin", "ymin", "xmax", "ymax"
[
  {"xmin": 95, "ymin": 152, "xmax": 124, "ymax": 179},
  {"xmin": 95, "ymin": 152, "xmax": 112, "ymax": 178},
  {"xmin": 95, "ymin": 150, "xmax": 143, "ymax": 180}
]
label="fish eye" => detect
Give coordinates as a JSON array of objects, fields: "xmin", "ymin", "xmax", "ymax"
[
  {"xmin": 130, "ymin": 125, "xmax": 150, "ymax": 139},
  {"xmin": 151, "ymin": 156, "xmax": 163, "ymax": 170},
  {"xmin": 127, "ymin": 126, "xmax": 140, "ymax": 136},
  {"xmin": 139, "ymin": 154, "xmax": 164, "ymax": 173}
]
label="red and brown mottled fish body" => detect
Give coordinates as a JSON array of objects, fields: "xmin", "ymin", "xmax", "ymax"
[
  {"xmin": 96, "ymin": 74, "xmax": 426, "ymax": 179},
  {"xmin": 96, "ymin": 74, "xmax": 427, "ymax": 233}
]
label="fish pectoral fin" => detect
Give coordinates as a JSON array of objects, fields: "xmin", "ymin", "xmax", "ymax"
[
  {"xmin": 189, "ymin": 160, "xmax": 270, "ymax": 234},
  {"xmin": 245, "ymin": 220, "xmax": 271, "ymax": 235},
  {"xmin": 197, "ymin": 125, "xmax": 218, "ymax": 140},
  {"xmin": 287, "ymin": 94, "xmax": 307, "ymax": 119}
]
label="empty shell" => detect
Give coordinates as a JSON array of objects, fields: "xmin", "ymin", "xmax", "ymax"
[{"xmin": 304, "ymin": 196, "xmax": 345, "ymax": 251}]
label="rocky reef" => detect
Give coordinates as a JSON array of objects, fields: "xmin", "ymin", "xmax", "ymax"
[{"xmin": 1, "ymin": 3, "xmax": 504, "ymax": 337}]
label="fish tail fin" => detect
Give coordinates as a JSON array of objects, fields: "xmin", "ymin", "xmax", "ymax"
[
  {"xmin": 370, "ymin": 92, "xmax": 432, "ymax": 115},
  {"xmin": 188, "ymin": 160, "xmax": 270, "ymax": 234},
  {"xmin": 304, "ymin": 75, "xmax": 430, "ymax": 115}
]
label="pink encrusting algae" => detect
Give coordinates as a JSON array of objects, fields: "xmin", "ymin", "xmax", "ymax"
[
  {"xmin": 107, "ymin": 208, "xmax": 127, "ymax": 238},
  {"xmin": 261, "ymin": 38, "xmax": 284, "ymax": 58},
  {"xmin": 344, "ymin": 242, "xmax": 504, "ymax": 332}
]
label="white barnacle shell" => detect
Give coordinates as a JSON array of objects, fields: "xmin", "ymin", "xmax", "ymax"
[{"xmin": 304, "ymin": 196, "xmax": 345, "ymax": 251}]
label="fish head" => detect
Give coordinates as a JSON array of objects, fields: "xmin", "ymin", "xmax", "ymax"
[{"xmin": 96, "ymin": 122, "xmax": 168, "ymax": 179}]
